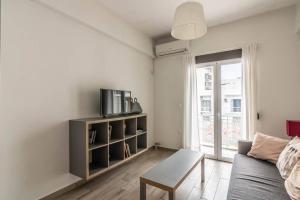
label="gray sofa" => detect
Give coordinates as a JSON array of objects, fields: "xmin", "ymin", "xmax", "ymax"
[{"xmin": 227, "ymin": 140, "xmax": 291, "ymax": 200}]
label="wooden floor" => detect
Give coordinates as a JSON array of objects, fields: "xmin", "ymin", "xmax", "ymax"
[{"xmin": 57, "ymin": 149, "xmax": 232, "ymax": 200}]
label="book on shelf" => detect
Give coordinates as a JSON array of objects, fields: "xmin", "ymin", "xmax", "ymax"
[
  {"xmin": 126, "ymin": 144, "xmax": 131, "ymax": 156},
  {"xmin": 89, "ymin": 129, "xmax": 97, "ymax": 145},
  {"xmin": 124, "ymin": 143, "xmax": 131, "ymax": 158}
]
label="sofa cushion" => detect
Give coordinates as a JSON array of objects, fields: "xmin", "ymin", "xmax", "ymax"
[
  {"xmin": 227, "ymin": 154, "xmax": 290, "ymax": 200},
  {"xmin": 277, "ymin": 137, "xmax": 300, "ymax": 179},
  {"xmin": 247, "ymin": 132, "xmax": 289, "ymax": 164},
  {"xmin": 285, "ymin": 160, "xmax": 300, "ymax": 200}
]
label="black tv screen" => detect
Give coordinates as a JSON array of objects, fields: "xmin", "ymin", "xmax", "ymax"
[{"xmin": 100, "ymin": 89, "xmax": 131, "ymax": 117}]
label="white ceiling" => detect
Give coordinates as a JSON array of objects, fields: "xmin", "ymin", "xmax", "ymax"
[{"xmin": 97, "ymin": 0, "xmax": 299, "ymax": 38}]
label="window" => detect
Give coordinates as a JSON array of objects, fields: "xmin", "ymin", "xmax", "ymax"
[
  {"xmin": 204, "ymin": 71, "xmax": 212, "ymax": 90},
  {"xmin": 200, "ymin": 96, "xmax": 211, "ymax": 112},
  {"xmin": 203, "ymin": 116, "xmax": 211, "ymax": 121},
  {"xmin": 205, "ymin": 81, "xmax": 212, "ymax": 90},
  {"xmin": 231, "ymin": 99, "xmax": 241, "ymax": 112}
]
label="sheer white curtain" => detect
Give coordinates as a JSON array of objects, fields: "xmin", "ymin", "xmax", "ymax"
[
  {"xmin": 183, "ymin": 53, "xmax": 201, "ymax": 150},
  {"xmin": 242, "ymin": 43, "xmax": 258, "ymax": 139}
]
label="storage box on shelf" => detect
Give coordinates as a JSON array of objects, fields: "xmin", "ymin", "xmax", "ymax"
[{"xmin": 69, "ymin": 113, "xmax": 147, "ymax": 180}]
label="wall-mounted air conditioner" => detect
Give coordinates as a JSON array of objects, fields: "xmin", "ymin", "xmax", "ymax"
[{"xmin": 155, "ymin": 40, "xmax": 190, "ymax": 57}]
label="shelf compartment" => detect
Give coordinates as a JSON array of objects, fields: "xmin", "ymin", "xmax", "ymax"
[
  {"xmin": 88, "ymin": 122, "xmax": 108, "ymax": 149},
  {"xmin": 124, "ymin": 118, "xmax": 137, "ymax": 136},
  {"xmin": 125, "ymin": 137, "xmax": 137, "ymax": 158},
  {"xmin": 137, "ymin": 116, "xmax": 147, "ymax": 133},
  {"xmin": 89, "ymin": 146, "xmax": 109, "ymax": 176},
  {"xmin": 109, "ymin": 141, "xmax": 124, "ymax": 166},
  {"xmin": 109, "ymin": 120, "xmax": 124, "ymax": 142},
  {"xmin": 137, "ymin": 134, "xmax": 147, "ymax": 153}
]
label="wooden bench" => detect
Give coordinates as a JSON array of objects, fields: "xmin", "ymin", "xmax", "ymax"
[{"xmin": 140, "ymin": 149, "xmax": 205, "ymax": 200}]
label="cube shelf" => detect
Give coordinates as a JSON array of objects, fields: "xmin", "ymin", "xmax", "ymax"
[
  {"xmin": 69, "ymin": 113, "xmax": 147, "ymax": 180},
  {"xmin": 89, "ymin": 146, "xmax": 109, "ymax": 176},
  {"xmin": 109, "ymin": 141, "xmax": 124, "ymax": 166},
  {"xmin": 137, "ymin": 134, "xmax": 147, "ymax": 153},
  {"xmin": 137, "ymin": 116, "xmax": 147, "ymax": 135},
  {"xmin": 125, "ymin": 118, "xmax": 137, "ymax": 136},
  {"xmin": 109, "ymin": 120, "xmax": 124, "ymax": 144},
  {"xmin": 88, "ymin": 122, "xmax": 108, "ymax": 150},
  {"xmin": 125, "ymin": 137, "xmax": 137, "ymax": 157}
]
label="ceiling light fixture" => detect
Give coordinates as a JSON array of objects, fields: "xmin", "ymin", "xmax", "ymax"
[{"xmin": 171, "ymin": 1, "xmax": 207, "ymax": 40}]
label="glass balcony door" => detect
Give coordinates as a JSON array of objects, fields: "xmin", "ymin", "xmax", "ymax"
[
  {"xmin": 196, "ymin": 65, "xmax": 216, "ymax": 158},
  {"xmin": 197, "ymin": 59, "xmax": 245, "ymax": 161}
]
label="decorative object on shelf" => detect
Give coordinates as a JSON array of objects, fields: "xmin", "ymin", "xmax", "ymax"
[
  {"xmin": 286, "ymin": 120, "xmax": 300, "ymax": 137},
  {"xmin": 89, "ymin": 129, "xmax": 97, "ymax": 145},
  {"xmin": 171, "ymin": 1, "xmax": 207, "ymax": 40},
  {"xmin": 131, "ymin": 98, "xmax": 143, "ymax": 114},
  {"xmin": 108, "ymin": 125, "xmax": 112, "ymax": 140}
]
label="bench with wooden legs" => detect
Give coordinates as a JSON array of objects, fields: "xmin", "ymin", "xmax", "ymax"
[{"xmin": 140, "ymin": 149, "xmax": 205, "ymax": 200}]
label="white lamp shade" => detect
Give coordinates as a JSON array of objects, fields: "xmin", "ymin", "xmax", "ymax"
[{"xmin": 171, "ymin": 2, "xmax": 207, "ymax": 40}]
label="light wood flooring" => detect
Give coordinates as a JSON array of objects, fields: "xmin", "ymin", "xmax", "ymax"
[{"xmin": 57, "ymin": 149, "xmax": 232, "ymax": 200}]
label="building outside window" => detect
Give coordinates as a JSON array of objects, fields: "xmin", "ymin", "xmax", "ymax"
[
  {"xmin": 204, "ymin": 72, "xmax": 212, "ymax": 90},
  {"xmin": 231, "ymin": 99, "xmax": 241, "ymax": 112},
  {"xmin": 200, "ymin": 96, "xmax": 211, "ymax": 112}
]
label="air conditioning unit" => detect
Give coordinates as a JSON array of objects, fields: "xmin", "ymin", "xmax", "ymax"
[
  {"xmin": 155, "ymin": 40, "xmax": 190, "ymax": 57},
  {"xmin": 296, "ymin": 3, "xmax": 300, "ymax": 34}
]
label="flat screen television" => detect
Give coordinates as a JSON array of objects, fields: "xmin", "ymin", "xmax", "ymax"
[{"xmin": 100, "ymin": 89, "xmax": 131, "ymax": 117}]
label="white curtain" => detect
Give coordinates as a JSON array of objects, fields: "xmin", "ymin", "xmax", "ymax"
[
  {"xmin": 183, "ymin": 53, "xmax": 201, "ymax": 150},
  {"xmin": 242, "ymin": 43, "xmax": 258, "ymax": 139}
]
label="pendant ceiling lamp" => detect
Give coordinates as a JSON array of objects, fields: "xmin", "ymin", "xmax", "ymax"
[{"xmin": 171, "ymin": 1, "xmax": 207, "ymax": 40}]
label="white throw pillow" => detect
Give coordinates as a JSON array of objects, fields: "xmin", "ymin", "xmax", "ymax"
[
  {"xmin": 247, "ymin": 132, "xmax": 289, "ymax": 164},
  {"xmin": 277, "ymin": 137, "xmax": 300, "ymax": 179},
  {"xmin": 285, "ymin": 160, "xmax": 300, "ymax": 200}
]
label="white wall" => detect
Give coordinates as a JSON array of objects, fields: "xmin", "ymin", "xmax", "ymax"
[
  {"xmin": 154, "ymin": 6, "xmax": 300, "ymax": 149},
  {"xmin": 35, "ymin": 0, "xmax": 154, "ymax": 57},
  {"xmin": 0, "ymin": 0, "xmax": 154, "ymax": 199},
  {"xmin": 296, "ymin": 3, "xmax": 300, "ymax": 33}
]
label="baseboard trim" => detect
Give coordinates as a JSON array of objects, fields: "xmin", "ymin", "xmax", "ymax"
[
  {"xmin": 39, "ymin": 179, "xmax": 86, "ymax": 200},
  {"xmin": 40, "ymin": 147, "xmax": 151, "ymax": 200},
  {"xmin": 156, "ymin": 146, "xmax": 179, "ymax": 152}
]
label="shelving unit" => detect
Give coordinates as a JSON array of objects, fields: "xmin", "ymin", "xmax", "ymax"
[{"xmin": 69, "ymin": 114, "xmax": 147, "ymax": 180}]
